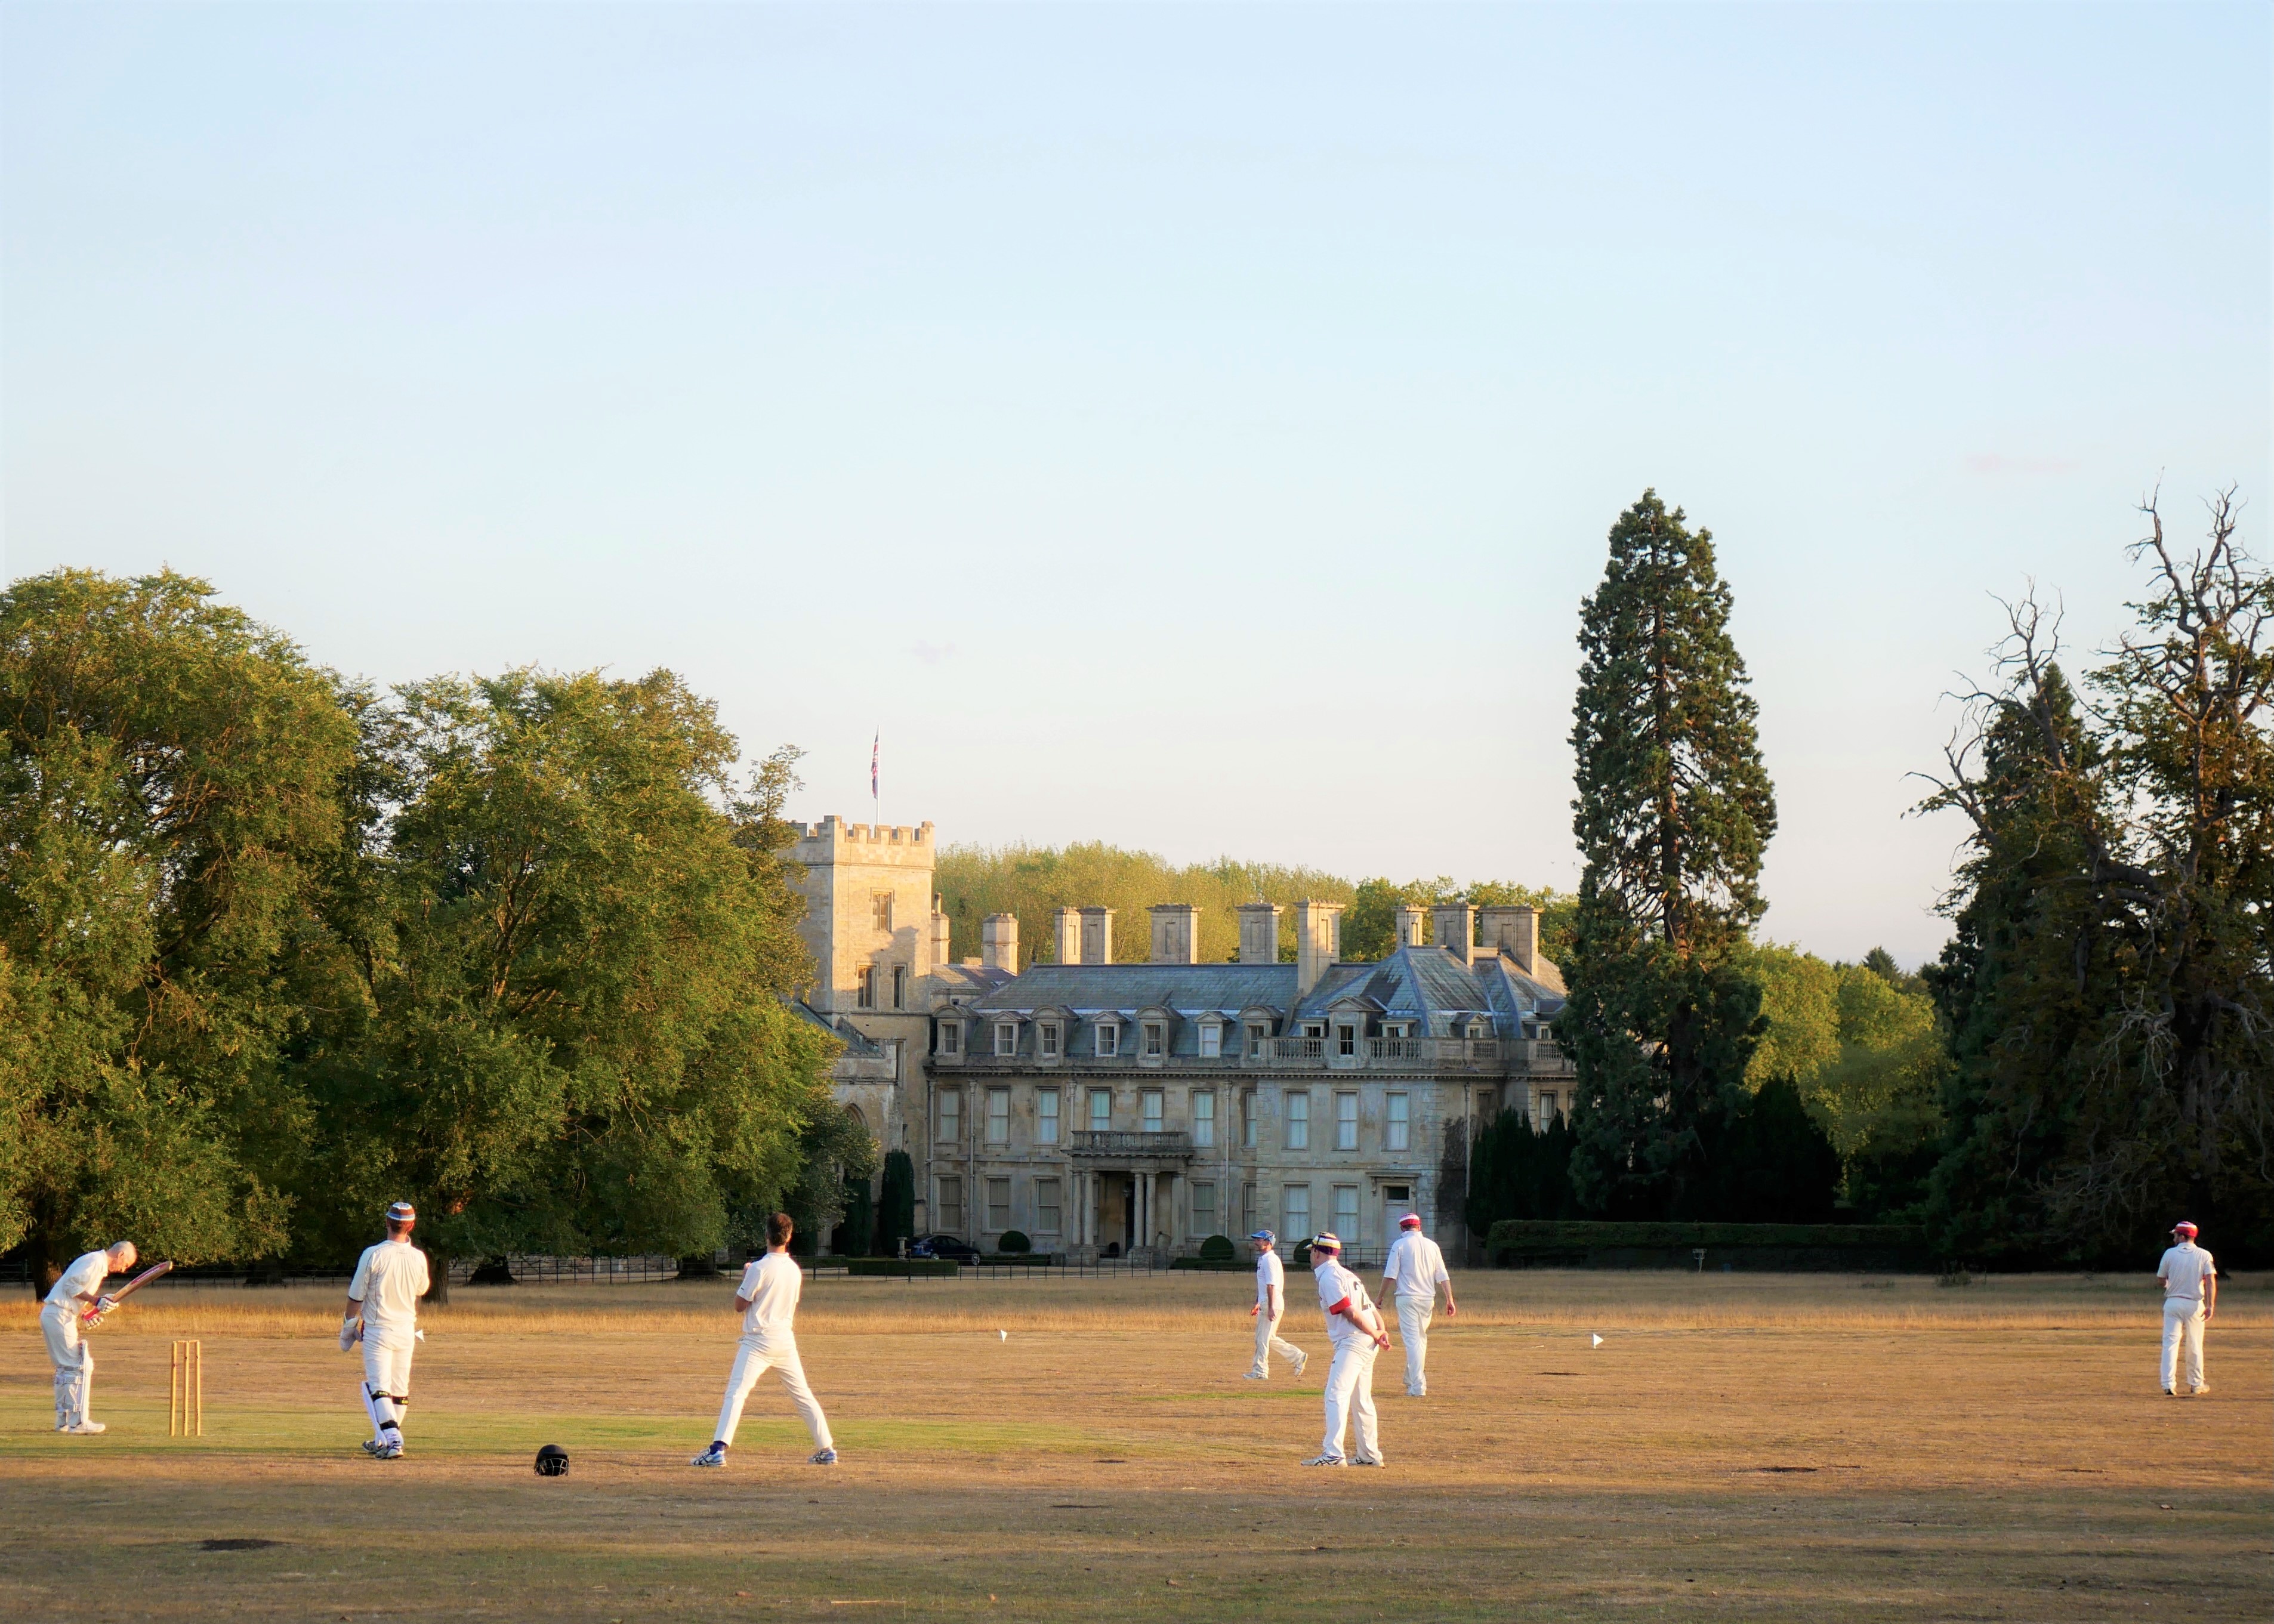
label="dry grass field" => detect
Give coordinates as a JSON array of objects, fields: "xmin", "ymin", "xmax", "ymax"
[{"xmin": 1, "ymin": 1270, "xmax": 2265, "ymax": 1622}]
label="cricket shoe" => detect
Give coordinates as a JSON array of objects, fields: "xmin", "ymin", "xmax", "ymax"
[
  {"xmin": 1292, "ymin": 1353, "xmax": 1309, "ymax": 1378},
  {"xmin": 374, "ymin": 1441, "xmax": 404, "ymax": 1460},
  {"xmin": 61, "ymin": 1421, "xmax": 107, "ymax": 1435},
  {"xmin": 809, "ymin": 1449, "xmax": 838, "ymax": 1465},
  {"xmin": 691, "ymin": 1444, "xmax": 727, "ymax": 1468},
  {"xmin": 1244, "ymin": 1372, "xmax": 1269, "ymax": 1381},
  {"xmin": 1351, "ymin": 1457, "xmax": 1385, "ymax": 1467},
  {"xmin": 360, "ymin": 1440, "xmax": 384, "ymax": 1455},
  {"xmin": 1301, "ymin": 1455, "xmax": 1347, "ymax": 1468},
  {"xmin": 2163, "ymin": 1387, "xmax": 2177, "ymax": 1397},
  {"xmin": 2190, "ymin": 1387, "xmax": 2211, "ymax": 1397}
]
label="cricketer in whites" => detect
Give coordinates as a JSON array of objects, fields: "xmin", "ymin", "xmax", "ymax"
[
  {"xmin": 1306, "ymin": 1231, "xmax": 1391, "ymax": 1468},
  {"xmin": 1380, "ymin": 1212, "xmax": 1457, "ymax": 1398},
  {"xmin": 344, "ymin": 1201, "xmax": 430, "ymax": 1460},
  {"xmin": 42, "ymin": 1240, "xmax": 136, "ymax": 1434},
  {"xmin": 2155, "ymin": 1220, "xmax": 2217, "ymax": 1397},
  {"xmin": 1244, "ymin": 1229, "xmax": 1309, "ymax": 1381},
  {"xmin": 692, "ymin": 1211, "xmax": 838, "ymax": 1469}
]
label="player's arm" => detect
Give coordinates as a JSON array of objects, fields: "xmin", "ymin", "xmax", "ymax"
[{"xmin": 2204, "ymin": 1268, "xmax": 2217, "ymax": 1320}]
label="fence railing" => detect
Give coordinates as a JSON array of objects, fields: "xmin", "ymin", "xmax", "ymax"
[
  {"xmin": 447, "ymin": 1253, "xmax": 682, "ymax": 1286},
  {"xmin": 1066, "ymin": 1129, "xmax": 1194, "ymax": 1157},
  {"xmin": 1263, "ymin": 1036, "xmax": 1503, "ymax": 1070},
  {"xmin": 801, "ymin": 1255, "xmax": 1164, "ymax": 1280}
]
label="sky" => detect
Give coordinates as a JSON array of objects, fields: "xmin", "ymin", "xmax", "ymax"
[{"xmin": 4, "ymin": 2, "xmax": 2267, "ymax": 970}]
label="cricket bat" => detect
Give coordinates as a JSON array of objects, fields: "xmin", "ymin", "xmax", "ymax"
[{"xmin": 81, "ymin": 1259, "xmax": 172, "ymax": 1324}]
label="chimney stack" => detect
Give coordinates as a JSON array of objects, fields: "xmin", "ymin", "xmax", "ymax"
[
  {"xmin": 1079, "ymin": 906, "xmax": 1115, "ymax": 965},
  {"xmin": 1149, "ymin": 904, "xmax": 1201, "ymax": 965},
  {"xmin": 1236, "ymin": 902, "xmax": 1283, "ymax": 965},
  {"xmin": 1396, "ymin": 906, "xmax": 1426, "ymax": 949},
  {"xmin": 930, "ymin": 894, "xmax": 952, "ymax": 972},
  {"xmin": 1433, "ymin": 903, "xmax": 1476, "ymax": 967},
  {"xmin": 1480, "ymin": 905, "xmax": 1539, "ymax": 975},
  {"xmin": 1053, "ymin": 907, "xmax": 1082, "ymax": 966},
  {"xmin": 980, "ymin": 913, "xmax": 1019, "ymax": 974},
  {"xmin": 1295, "ymin": 900, "xmax": 1344, "ymax": 998}
]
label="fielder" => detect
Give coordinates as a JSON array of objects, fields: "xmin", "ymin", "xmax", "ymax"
[
  {"xmin": 344, "ymin": 1202, "xmax": 430, "ymax": 1460},
  {"xmin": 692, "ymin": 1212, "xmax": 837, "ymax": 1469},
  {"xmin": 2156, "ymin": 1220, "xmax": 2217, "ymax": 1397},
  {"xmin": 41, "ymin": 1240, "xmax": 137, "ymax": 1434},
  {"xmin": 1245, "ymin": 1229, "xmax": 1309, "ymax": 1381},
  {"xmin": 1380, "ymin": 1212, "xmax": 1457, "ymax": 1397},
  {"xmin": 1305, "ymin": 1231, "xmax": 1390, "ymax": 1468}
]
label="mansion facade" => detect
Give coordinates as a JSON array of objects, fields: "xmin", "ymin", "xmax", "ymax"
[{"xmin": 790, "ymin": 815, "xmax": 1576, "ymax": 1261}]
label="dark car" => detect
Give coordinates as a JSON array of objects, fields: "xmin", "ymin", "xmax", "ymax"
[{"xmin": 909, "ymin": 1234, "xmax": 982, "ymax": 1263}]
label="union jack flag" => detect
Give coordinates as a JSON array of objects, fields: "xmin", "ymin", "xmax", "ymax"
[{"xmin": 871, "ymin": 731, "xmax": 880, "ymax": 799}]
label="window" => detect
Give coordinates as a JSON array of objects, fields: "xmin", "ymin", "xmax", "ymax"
[
  {"xmin": 872, "ymin": 893, "xmax": 893, "ymax": 933},
  {"xmin": 937, "ymin": 1020, "xmax": 961, "ymax": 1057},
  {"xmin": 1097, "ymin": 1022, "xmax": 1119, "ymax": 1058},
  {"xmin": 1336, "ymin": 1023, "xmax": 1357, "ymax": 1058},
  {"xmin": 1141, "ymin": 1089, "xmax": 1164, "ymax": 1133},
  {"xmin": 1302, "ymin": 1021, "xmax": 1325, "ymax": 1039},
  {"xmin": 1242, "ymin": 1182, "xmax": 1260, "ymax": 1235},
  {"xmin": 937, "ymin": 1089, "xmax": 962, "ymax": 1147},
  {"xmin": 1242, "ymin": 1090, "xmax": 1258, "ymax": 1149},
  {"xmin": 1039, "ymin": 1022, "xmax": 1061, "ymax": 1060},
  {"xmin": 1386, "ymin": 1092, "xmax": 1411, "ymax": 1152},
  {"xmin": 857, "ymin": 967, "xmax": 875, "ymax": 1009},
  {"xmin": 1247, "ymin": 1023, "xmax": 1269, "ymax": 1059},
  {"xmin": 1333, "ymin": 1184, "xmax": 1359, "ymax": 1242},
  {"xmin": 1192, "ymin": 1181, "xmax": 1217, "ymax": 1237},
  {"xmin": 891, "ymin": 965, "xmax": 906, "ymax": 1009},
  {"xmin": 1536, "ymin": 1091, "xmax": 1559, "ymax": 1129},
  {"xmin": 1335, "ymin": 1091, "xmax": 1359, "ymax": 1150},
  {"xmin": 993, "ymin": 1021, "xmax": 1018, "ymax": 1058},
  {"xmin": 1286, "ymin": 1091, "xmax": 1310, "ymax": 1150},
  {"xmin": 1143, "ymin": 1021, "xmax": 1165, "ymax": 1057},
  {"xmin": 937, "ymin": 1177, "xmax": 964, "ymax": 1233},
  {"xmin": 986, "ymin": 1087, "xmax": 1010, "ymax": 1144},
  {"xmin": 1035, "ymin": 1178, "xmax": 1062, "ymax": 1234},
  {"xmin": 1199, "ymin": 1023, "xmax": 1222, "ymax": 1058},
  {"xmin": 1089, "ymin": 1088, "xmax": 1112, "ymax": 1131},
  {"xmin": 1036, "ymin": 1089, "xmax": 1059, "ymax": 1144},
  {"xmin": 1476, "ymin": 1088, "xmax": 1498, "ymax": 1122},
  {"xmin": 986, "ymin": 1177, "xmax": 1011, "ymax": 1231},
  {"xmin": 1192, "ymin": 1091, "xmax": 1215, "ymax": 1148},
  {"xmin": 1282, "ymin": 1184, "xmax": 1310, "ymax": 1239}
]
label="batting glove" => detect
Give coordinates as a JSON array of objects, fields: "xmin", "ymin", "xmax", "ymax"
[{"xmin": 340, "ymin": 1317, "xmax": 364, "ymax": 1353}]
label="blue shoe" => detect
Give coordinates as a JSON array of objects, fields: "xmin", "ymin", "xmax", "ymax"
[
  {"xmin": 809, "ymin": 1448, "xmax": 838, "ymax": 1465},
  {"xmin": 691, "ymin": 1443, "xmax": 727, "ymax": 1468}
]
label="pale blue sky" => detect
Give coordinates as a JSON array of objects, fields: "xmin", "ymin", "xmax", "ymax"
[{"xmin": 4, "ymin": 2, "xmax": 2267, "ymax": 967}]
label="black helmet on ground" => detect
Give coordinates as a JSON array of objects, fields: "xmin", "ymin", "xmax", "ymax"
[{"xmin": 535, "ymin": 1444, "xmax": 569, "ymax": 1477}]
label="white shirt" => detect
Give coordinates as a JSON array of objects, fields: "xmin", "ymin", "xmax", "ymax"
[
  {"xmin": 2158, "ymin": 1242, "xmax": 2216, "ymax": 1305},
  {"xmin": 348, "ymin": 1239, "xmax": 431, "ymax": 1345},
  {"xmin": 1383, "ymin": 1230, "xmax": 1450, "ymax": 1300},
  {"xmin": 736, "ymin": 1251, "xmax": 803, "ymax": 1341},
  {"xmin": 1254, "ymin": 1249, "xmax": 1286, "ymax": 1311},
  {"xmin": 1314, "ymin": 1256, "xmax": 1375, "ymax": 1348},
  {"xmin": 44, "ymin": 1251, "xmax": 111, "ymax": 1311}
]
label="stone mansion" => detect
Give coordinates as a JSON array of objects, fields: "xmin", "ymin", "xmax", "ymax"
[{"xmin": 789, "ymin": 815, "xmax": 1577, "ymax": 1262}]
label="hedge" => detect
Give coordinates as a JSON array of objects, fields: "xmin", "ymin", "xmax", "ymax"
[
  {"xmin": 1487, "ymin": 1220, "xmax": 1931, "ymax": 1272},
  {"xmin": 841, "ymin": 1259, "xmax": 961, "ymax": 1278}
]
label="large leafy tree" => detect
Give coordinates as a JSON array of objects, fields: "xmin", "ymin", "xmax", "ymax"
[
  {"xmin": 0, "ymin": 571, "xmax": 357, "ymax": 1288},
  {"xmin": 1923, "ymin": 493, "xmax": 2273, "ymax": 1261},
  {"xmin": 298, "ymin": 670, "xmax": 839, "ymax": 1290},
  {"xmin": 1564, "ymin": 492, "xmax": 1779, "ymax": 1216}
]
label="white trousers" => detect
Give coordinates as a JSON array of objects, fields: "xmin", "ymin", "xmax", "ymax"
[
  {"xmin": 1320, "ymin": 1338, "xmax": 1381, "ymax": 1464},
  {"xmin": 1396, "ymin": 1294, "xmax": 1434, "ymax": 1395},
  {"xmin": 363, "ymin": 1338, "xmax": 416, "ymax": 1434},
  {"xmin": 41, "ymin": 1305, "xmax": 91, "ymax": 1427},
  {"xmin": 1251, "ymin": 1309, "xmax": 1304, "ymax": 1378},
  {"xmin": 713, "ymin": 1335, "xmax": 833, "ymax": 1452},
  {"xmin": 2161, "ymin": 1302, "xmax": 2207, "ymax": 1392}
]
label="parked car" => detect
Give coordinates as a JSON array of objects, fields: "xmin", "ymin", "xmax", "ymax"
[{"xmin": 909, "ymin": 1234, "xmax": 982, "ymax": 1262}]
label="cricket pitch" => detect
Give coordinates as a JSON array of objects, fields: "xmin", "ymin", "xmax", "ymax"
[{"xmin": 1, "ymin": 1270, "xmax": 2265, "ymax": 1621}]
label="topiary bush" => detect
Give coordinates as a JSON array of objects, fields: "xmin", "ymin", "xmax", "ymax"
[
  {"xmin": 996, "ymin": 1230, "xmax": 1032, "ymax": 1253},
  {"xmin": 1199, "ymin": 1234, "xmax": 1235, "ymax": 1261}
]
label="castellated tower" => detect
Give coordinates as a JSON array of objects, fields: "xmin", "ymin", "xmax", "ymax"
[{"xmin": 789, "ymin": 816, "xmax": 942, "ymax": 1015}]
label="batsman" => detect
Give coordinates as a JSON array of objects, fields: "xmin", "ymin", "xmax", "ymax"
[
  {"xmin": 344, "ymin": 1202, "xmax": 430, "ymax": 1460},
  {"xmin": 41, "ymin": 1240, "xmax": 139, "ymax": 1434}
]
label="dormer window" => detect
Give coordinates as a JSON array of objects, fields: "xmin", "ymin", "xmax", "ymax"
[
  {"xmin": 1097, "ymin": 1021, "xmax": 1121, "ymax": 1058},
  {"xmin": 937, "ymin": 1021, "xmax": 962, "ymax": 1057},
  {"xmin": 1143, "ymin": 1021, "xmax": 1165, "ymax": 1058},
  {"xmin": 993, "ymin": 1021, "xmax": 1018, "ymax": 1057},
  {"xmin": 1199, "ymin": 1021, "xmax": 1223, "ymax": 1059},
  {"xmin": 1039, "ymin": 1021, "xmax": 1062, "ymax": 1060},
  {"xmin": 1246, "ymin": 1023, "xmax": 1270, "ymax": 1058}
]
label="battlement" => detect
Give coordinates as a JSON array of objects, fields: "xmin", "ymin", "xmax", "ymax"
[{"xmin": 792, "ymin": 815, "xmax": 937, "ymax": 854}]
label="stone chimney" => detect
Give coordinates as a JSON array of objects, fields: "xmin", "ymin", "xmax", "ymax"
[
  {"xmin": 1480, "ymin": 905, "xmax": 1539, "ymax": 975},
  {"xmin": 1295, "ymin": 900, "xmax": 1344, "ymax": 999},
  {"xmin": 930, "ymin": 895, "xmax": 952, "ymax": 972},
  {"xmin": 1396, "ymin": 906, "xmax": 1426, "ymax": 949},
  {"xmin": 1079, "ymin": 906, "xmax": 1115, "ymax": 965},
  {"xmin": 980, "ymin": 914, "xmax": 1019, "ymax": 974},
  {"xmin": 1236, "ymin": 902, "xmax": 1283, "ymax": 965},
  {"xmin": 1433, "ymin": 903, "xmax": 1476, "ymax": 967},
  {"xmin": 1149, "ymin": 904, "xmax": 1201, "ymax": 965},
  {"xmin": 1053, "ymin": 907, "xmax": 1082, "ymax": 967}
]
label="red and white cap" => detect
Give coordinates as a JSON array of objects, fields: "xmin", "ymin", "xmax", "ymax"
[
  {"xmin": 1398, "ymin": 1213, "xmax": 1423, "ymax": 1229},
  {"xmin": 2173, "ymin": 1219, "xmax": 2198, "ymax": 1238}
]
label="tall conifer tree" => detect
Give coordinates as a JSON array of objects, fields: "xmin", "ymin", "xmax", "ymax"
[{"xmin": 1565, "ymin": 492, "xmax": 1778, "ymax": 1215}]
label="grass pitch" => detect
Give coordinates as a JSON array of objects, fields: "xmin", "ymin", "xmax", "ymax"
[{"xmin": 1, "ymin": 1270, "xmax": 2265, "ymax": 1622}]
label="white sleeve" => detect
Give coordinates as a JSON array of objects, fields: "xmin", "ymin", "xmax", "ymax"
[
  {"xmin": 412, "ymin": 1248, "xmax": 432, "ymax": 1297},
  {"xmin": 1381, "ymin": 1240, "xmax": 1402, "ymax": 1285},
  {"xmin": 1431, "ymin": 1243, "xmax": 1451, "ymax": 1288},
  {"xmin": 348, "ymin": 1248, "xmax": 374, "ymax": 1304}
]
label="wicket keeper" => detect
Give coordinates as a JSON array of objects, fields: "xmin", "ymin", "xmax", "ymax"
[{"xmin": 42, "ymin": 1240, "xmax": 136, "ymax": 1434}]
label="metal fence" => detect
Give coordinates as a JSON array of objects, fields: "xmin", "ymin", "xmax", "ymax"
[
  {"xmin": 447, "ymin": 1253, "xmax": 682, "ymax": 1286},
  {"xmin": 800, "ymin": 1255, "xmax": 1166, "ymax": 1281}
]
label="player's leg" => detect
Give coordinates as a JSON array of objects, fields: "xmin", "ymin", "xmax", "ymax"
[
  {"xmin": 1313, "ymin": 1344, "xmax": 1355, "ymax": 1463},
  {"xmin": 363, "ymin": 1340, "xmax": 405, "ymax": 1455},
  {"xmin": 388, "ymin": 1345, "xmax": 415, "ymax": 1448},
  {"xmin": 1350, "ymin": 1345, "xmax": 1382, "ymax": 1465},
  {"xmin": 1398, "ymin": 1296, "xmax": 1431, "ymax": 1395},
  {"xmin": 709, "ymin": 1342, "xmax": 764, "ymax": 1449},
  {"xmin": 1270, "ymin": 1323, "xmax": 1306, "ymax": 1375},
  {"xmin": 2160, "ymin": 1304, "xmax": 2183, "ymax": 1393},
  {"xmin": 2183, "ymin": 1308, "xmax": 2207, "ymax": 1392},
  {"xmin": 769, "ymin": 1342, "xmax": 837, "ymax": 1459},
  {"xmin": 1249, "ymin": 1309, "xmax": 1272, "ymax": 1377}
]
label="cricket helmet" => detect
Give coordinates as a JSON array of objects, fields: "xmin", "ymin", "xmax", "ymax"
[{"xmin": 535, "ymin": 1444, "xmax": 569, "ymax": 1477}]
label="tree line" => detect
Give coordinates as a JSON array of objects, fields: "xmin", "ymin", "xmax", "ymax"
[{"xmin": 0, "ymin": 570, "xmax": 857, "ymax": 1295}]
